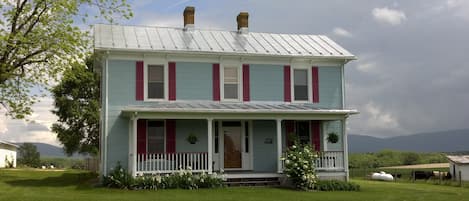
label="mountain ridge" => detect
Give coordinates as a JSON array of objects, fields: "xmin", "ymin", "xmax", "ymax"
[{"xmin": 349, "ymin": 129, "xmax": 469, "ymax": 153}]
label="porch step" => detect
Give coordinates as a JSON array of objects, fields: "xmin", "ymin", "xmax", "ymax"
[{"xmin": 224, "ymin": 177, "xmax": 281, "ymax": 186}]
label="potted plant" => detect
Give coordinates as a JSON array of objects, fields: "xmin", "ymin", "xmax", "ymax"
[
  {"xmin": 327, "ymin": 132, "xmax": 339, "ymax": 143},
  {"xmin": 186, "ymin": 133, "xmax": 198, "ymax": 144}
]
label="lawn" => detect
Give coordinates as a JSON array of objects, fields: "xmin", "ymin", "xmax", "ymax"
[{"xmin": 1, "ymin": 169, "xmax": 469, "ymax": 201}]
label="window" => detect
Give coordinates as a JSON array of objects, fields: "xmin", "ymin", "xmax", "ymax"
[
  {"xmin": 223, "ymin": 67, "xmax": 239, "ymax": 100},
  {"xmin": 148, "ymin": 65, "xmax": 164, "ymax": 99},
  {"xmin": 293, "ymin": 69, "xmax": 308, "ymax": 101},
  {"xmin": 147, "ymin": 121, "xmax": 165, "ymax": 153},
  {"xmin": 296, "ymin": 121, "xmax": 310, "ymax": 145}
]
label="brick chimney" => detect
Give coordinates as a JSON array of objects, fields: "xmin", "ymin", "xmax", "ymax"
[
  {"xmin": 237, "ymin": 12, "xmax": 249, "ymax": 34},
  {"xmin": 183, "ymin": 6, "xmax": 195, "ymax": 30}
]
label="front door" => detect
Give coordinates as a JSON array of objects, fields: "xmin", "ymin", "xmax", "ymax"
[{"xmin": 223, "ymin": 122, "xmax": 242, "ymax": 168}]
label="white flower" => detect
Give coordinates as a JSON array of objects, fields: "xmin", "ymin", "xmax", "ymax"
[
  {"xmin": 285, "ymin": 160, "xmax": 290, "ymax": 164},
  {"xmin": 292, "ymin": 145, "xmax": 296, "ymax": 149}
]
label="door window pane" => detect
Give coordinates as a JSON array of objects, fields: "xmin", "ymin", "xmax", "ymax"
[
  {"xmin": 148, "ymin": 65, "xmax": 164, "ymax": 99},
  {"xmin": 147, "ymin": 121, "xmax": 164, "ymax": 153},
  {"xmin": 294, "ymin": 69, "xmax": 308, "ymax": 101},
  {"xmin": 296, "ymin": 121, "xmax": 310, "ymax": 145},
  {"xmin": 224, "ymin": 67, "xmax": 238, "ymax": 99}
]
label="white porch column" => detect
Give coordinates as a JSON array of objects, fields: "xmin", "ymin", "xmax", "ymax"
[
  {"xmin": 276, "ymin": 119, "xmax": 283, "ymax": 173},
  {"xmin": 132, "ymin": 117, "xmax": 138, "ymax": 177},
  {"xmin": 207, "ymin": 118, "xmax": 213, "ymax": 174},
  {"xmin": 342, "ymin": 118, "xmax": 349, "ymax": 181}
]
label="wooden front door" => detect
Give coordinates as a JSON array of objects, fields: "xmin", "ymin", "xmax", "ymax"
[{"xmin": 223, "ymin": 123, "xmax": 242, "ymax": 168}]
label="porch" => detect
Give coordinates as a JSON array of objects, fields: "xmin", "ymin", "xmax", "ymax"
[
  {"xmin": 135, "ymin": 151, "xmax": 345, "ymax": 174},
  {"xmin": 121, "ymin": 102, "xmax": 357, "ymax": 180}
]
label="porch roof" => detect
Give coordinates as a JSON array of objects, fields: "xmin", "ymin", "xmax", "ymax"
[{"xmin": 120, "ymin": 102, "xmax": 359, "ymax": 116}]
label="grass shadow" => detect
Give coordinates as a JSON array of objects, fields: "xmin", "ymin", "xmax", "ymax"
[{"xmin": 5, "ymin": 172, "xmax": 99, "ymax": 189}]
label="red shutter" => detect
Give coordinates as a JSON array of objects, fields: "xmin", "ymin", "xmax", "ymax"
[
  {"xmin": 284, "ymin": 65, "xmax": 291, "ymax": 102},
  {"xmin": 213, "ymin": 64, "xmax": 220, "ymax": 101},
  {"xmin": 136, "ymin": 61, "xmax": 144, "ymax": 100},
  {"xmin": 285, "ymin": 120, "xmax": 295, "ymax": 147},
  {"xmin": 311, "ymin": 120, "xmax": 321, "ymax": 151},
  {"xmin": 137, "ymin": 119, "xmax": 147, "ymax": 155},
  {"xmin": 168, "ymin": 62, "xmax": 176, "ymax": 101},
  {"xmin": 166, "ymin": 120, "xmax": 176, "ymax": 153},
  {"xmin": 312, "ymin": 66, "xmax": 319, "ymax": 103},
  {"xmin": 243, "ymin": 64, "xmax": 250, "ymax": 101}
]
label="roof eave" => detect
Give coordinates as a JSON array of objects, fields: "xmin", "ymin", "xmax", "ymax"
[{"xmin": 94, "ymin": 47, "xmax": 357, "ymax": 61}]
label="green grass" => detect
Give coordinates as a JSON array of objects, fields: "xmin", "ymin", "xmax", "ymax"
[{"xmin": 1, "ymin": 169, "xmax": 469, "ymax": 201}]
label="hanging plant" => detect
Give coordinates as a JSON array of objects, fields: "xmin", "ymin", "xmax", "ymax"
[
  {"xmin": 327, "ymin": 132, "xmax": 339, "ymax": 143},
  {"xmin": 186, "ymin": 133, "xmax": 198, "ymax": 144}
]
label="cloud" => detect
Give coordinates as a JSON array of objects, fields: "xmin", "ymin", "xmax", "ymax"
[
  {"xmin": 0, "ymin": 97, "xmax": 59, "ymax": 146},
  {"xmin": 372, "ymin": 7, "xmax": 407, "ymax": 25},
  {"xmin": 332, "ymin": 27, "xmax": 352, "ymax": 38}
]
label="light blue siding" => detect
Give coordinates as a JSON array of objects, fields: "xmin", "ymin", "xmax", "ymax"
[
  {"xmin": 324, "ymin": 120, "xmax": 343, "ymax": 151},
  {"xmin": 250, "ymin": 64, "xmax": 283, "ymax": 101},
  {"xmin": 108, "ymin": 60, "xmax": 136, "ymax": 106},
  {"xmin": 176, "ymin": 62, "xmax": 212, "ymax": 100},
  {"xmin": 175, "ymin": 120, "xmax": 208, "ymax": 152},
  {"xmin": 106, "ymin": 111, "xmax": 129, "ymax": 171},
  {"xmin": 252, "ymin": 120, "xmax": 277, "ymax": 172},
  {"xmin": 316, "ymin": 66, "xmax": 342, "ymax": 109}
]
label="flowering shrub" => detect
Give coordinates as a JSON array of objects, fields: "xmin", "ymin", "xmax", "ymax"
[
  {"xmin": 102, "ymin": 162, "xmax": 134, "ymax": 189},
  {"xmin": 282, "ymin": 143, "xmax": 319, "ymax": 190},
  {"xmin": 103, "ymin": 164, "xmax": 224, "ymax": 190}
]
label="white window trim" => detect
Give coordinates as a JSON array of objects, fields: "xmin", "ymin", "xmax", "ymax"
[
  {"xmin": 291, "ymin": 65, "xmax": 312, "ymax": 103},
  {"xmin": 146, "ymin": 120, "xmax": 166, "ymax": 154},
  {"xmin": 220, "ymin": 63, "xmax": 243, "ymax": 102},
  {"xmin": 144, "ymin": 60, "xmax": 168, "ymax": 101}
]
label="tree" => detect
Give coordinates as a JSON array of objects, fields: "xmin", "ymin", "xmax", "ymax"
[
  {"xmin": 0, "ymin": 0, "xmax": 132, "ymax": 119},
  {"xmin": 18, "ymin": 142, "xmax": 40, "ymax": 167},
  {"xmin": 51, "ymin": 57, "xmax": 99, "ymax": 156}
]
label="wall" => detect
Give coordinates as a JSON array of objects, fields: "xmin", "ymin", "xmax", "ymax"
[
  {"xmin": 323, "ymin": 120, "xmax": 343, "ymax": 151},
  {"xmin": 106, "ymin": 60, "xmax": 135, "ymax": 171},
  {"xmin": 0, "ymin": 145, "xmax": 17, "ymax": 168},
  {"xmin": 252, "ymin": 120, "xmax": 278, "ymax": 172},
  {"xmin": 250, "ymin": 64, "xmax": 283, "ymax": 101},
  {"xmin": 175, "ymin": 62, "xmax": 212, "ymax": 100},
  {"xmin": 316, "ymin": 66, "xmax": 343, "ymax": 109},
  {"xmin": 175, "ymin": 120, "xmax": 208, "ymax": 152}
]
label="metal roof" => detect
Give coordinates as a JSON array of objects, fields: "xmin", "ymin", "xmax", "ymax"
[
  {"xmin": 94, "ymin": 24, "xmax": 355, "ymax": 59},
  {"xmin": 0, "ymin": 140, "xmax": 19, "ymax": 148},
  {"xmin": 121, "ymin": 102, "xmax": 358, "ymax": 115},
  {"xmin": 447, "ymin": 155, "xmax": 469, "ymax": 164}
]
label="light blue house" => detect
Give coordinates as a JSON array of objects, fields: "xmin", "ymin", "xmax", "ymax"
[{"xmin": 94, "ymin": 7, "xmax": 358, "ymax": 181}]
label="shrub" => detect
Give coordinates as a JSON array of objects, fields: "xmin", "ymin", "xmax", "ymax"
[
  {"xmin": 102, "ymin": 162, "xmax": 134, "ymax": 189},
  {"xmin": 314, "ymin": 180, "xmax": 360, "ymax": 191},
  {"xmin": 282, "ymin": 143, "xmax": 318, "ymax": 190},
  {"xmin": 103, "ymin": 164, "xmax": 225, "ymax": 190}
]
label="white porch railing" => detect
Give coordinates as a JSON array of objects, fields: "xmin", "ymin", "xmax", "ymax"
[
  {"xmin": 315, "ymin": 151, "xmax": 344, "ymax": 170},
  {"xmin": 136, "ymin": 152, "xmax": 208, "ymax": 174},
  {"xmin": 281, "ymin": 151, "xmax": 344, "ymax": 171}
]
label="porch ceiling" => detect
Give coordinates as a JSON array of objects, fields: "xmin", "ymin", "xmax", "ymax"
[{"xmin": 120, "ymin": 102, "xmax": 358, "ymax": 116}]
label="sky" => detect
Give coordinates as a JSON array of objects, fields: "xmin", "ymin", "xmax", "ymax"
[{"xmin": 1, "ymin": 0, "xmax": 469, "ymax": 146}]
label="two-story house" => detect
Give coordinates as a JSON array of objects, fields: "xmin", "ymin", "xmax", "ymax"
[{"xmin": 94, "ymin": 7, "xmax": 358, "ymax": 181}]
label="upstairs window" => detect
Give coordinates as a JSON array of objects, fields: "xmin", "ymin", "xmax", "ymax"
[
  {"xmin": 293, "ymin": 69, "xmax": 308, "ymax": 101},
  {"xmin": 147, "ymin": 121, "xmax": 165, "ymax": 153},
  {"xmin": 223, "ymin": 67, "xmax": 239, "ymax": 100},
  {"xmin": 148, "ymin": 65, "xmax": 164, "ymax": 99}
]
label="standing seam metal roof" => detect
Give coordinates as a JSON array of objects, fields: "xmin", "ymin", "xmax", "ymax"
[{"xmin": 94, "ymin": 24, "xmax": 355, "ymax": 59}]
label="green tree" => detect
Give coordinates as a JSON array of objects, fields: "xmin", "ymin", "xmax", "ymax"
[
  {"xmin": 402, "ymin": 152, "xmax": 421, "ymax": 165},
  {"xmin": 0, "ymin": 0, "xmax": 132, "ymax": 119},
  {"xmin": 18, "ymin": 142, "xmax": 40, "ymax": 167},
  {"xmin": 51, "ymin": 57, "xmax": 99, "ymax": 156}
]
